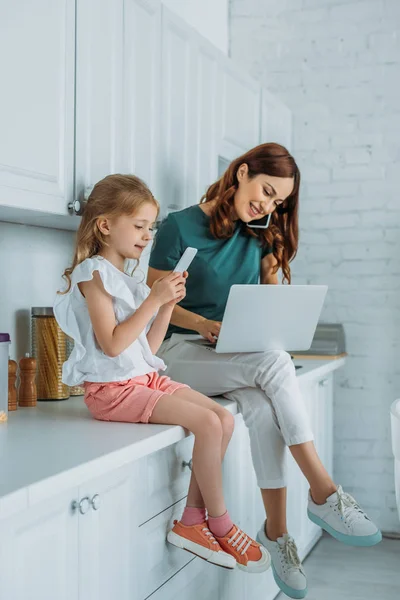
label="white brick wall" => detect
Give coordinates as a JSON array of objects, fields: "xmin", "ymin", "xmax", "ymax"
[{"xmin": 230, "ymin": 0, "xmax": 400, "ymax": 532}]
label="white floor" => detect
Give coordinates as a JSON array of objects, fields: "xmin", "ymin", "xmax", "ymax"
[{"xmin": 278, "ymin": 534, "xmax": 400, "ymax": 600}]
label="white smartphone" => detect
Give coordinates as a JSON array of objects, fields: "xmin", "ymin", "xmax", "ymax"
[
  {"xmin": 247, "ymin": 213, "xmax": 271, "ymax": 229},
  {"xmin": 173, "ymin": 247, "xmax": 198, "ymax": 273}
]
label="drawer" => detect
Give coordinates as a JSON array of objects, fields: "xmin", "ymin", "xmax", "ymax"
[
  {"xmin": 144, "ymin": 549, "xmax": 220, "ymax": 600},
  {"xmin": 137, "ymin": 497, "xmax": 193, "ymax": 600},
  {"xmin": 136, "ymin": 435, "xmax": 194, "ymax": 525}
]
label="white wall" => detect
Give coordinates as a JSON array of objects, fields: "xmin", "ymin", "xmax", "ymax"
[
  {"xmin": 230, "ymin": 0, "xmax": 400, "ymax": 532},
  {"xmin": 0, "ymin": 223, "xmax": 74, "ymax": 361},
  {"xmin": 162, "ymin": 0, "xmax": 228, "ymax": 53}
]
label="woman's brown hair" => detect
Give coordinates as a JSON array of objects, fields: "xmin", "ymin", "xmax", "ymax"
[
  {"xmin": 60, "ymin": 174, "xmax": 159, "ymax": 293},
  {"xmin": 201, "ymin": 143, "xmax": 300, "ymax": 284}
]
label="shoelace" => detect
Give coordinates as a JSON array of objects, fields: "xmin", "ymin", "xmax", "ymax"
[
  {"xmin": 202, "ymin": 527, "xmax": 218, "ymax": 545},
  {"xmin": 334, "ymin": 485, "xmax": 367, "ymax": 526},
  {"xmin": 279, "ymin": 534, "xmax": 302, "ymax": 570},
  {"xmin": 227, "ymin": 527, "xmax": 252, "ymax": 555}
]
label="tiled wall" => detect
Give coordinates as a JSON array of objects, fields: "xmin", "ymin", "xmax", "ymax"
[{"xmin": 230, "ymin": 0, "xmax": 400, "ymax": 531}]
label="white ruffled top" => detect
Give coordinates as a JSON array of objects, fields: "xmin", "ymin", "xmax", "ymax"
[{"xmin": 53, "ymin": 256, "xmax": 166, "ymax": 387}]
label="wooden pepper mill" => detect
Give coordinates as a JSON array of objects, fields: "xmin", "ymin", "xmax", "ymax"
[
  {"xmin": 8, "ymin": 359, "xmax": 18, "ymax": 411},
  {"xmin": 18, "ymin": 353, "xmax": 37, "ymax": 407}
]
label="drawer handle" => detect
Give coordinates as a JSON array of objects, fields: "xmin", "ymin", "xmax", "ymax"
[
  {"xmin": 90, "ymin": 494, "xmax": 101, "ymax": 511},
  {"xmin": 319, "ymin": 379, "xmax": 329, "ymax": 387},
  {"xmin": 182, "ymin": 458, "xmax": 193, "ymax": 471},
  {"xmin": 72, "ymin": 496, "xmax": 91, "ymax": 515}
]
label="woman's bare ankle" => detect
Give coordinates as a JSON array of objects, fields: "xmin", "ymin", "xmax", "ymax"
[
  {"xmin": 310, "ymin": 483, "xmax": 337, "ymax": 505},
  {"xmin": 265, "ymin": 520, "xmax": 288, "ymax": 542}
]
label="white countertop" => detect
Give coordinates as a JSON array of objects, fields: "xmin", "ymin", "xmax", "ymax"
[{"xmin": 0, "ymin": 358, "xmax": 344, "ymax": 519}]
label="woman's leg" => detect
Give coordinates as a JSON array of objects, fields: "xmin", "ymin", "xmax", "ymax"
[
  {"xmin": 160, "ymin": 339, "xmax": 336, "ymax": 527},
  {"xmin": 149, "ymin": 389, "xmax": 227, "ymax": 517}
]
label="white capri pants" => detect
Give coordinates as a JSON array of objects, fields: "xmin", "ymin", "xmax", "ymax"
[{"xmin": 159, "ymin": 334, "xmax": 314, "ymax": 489}]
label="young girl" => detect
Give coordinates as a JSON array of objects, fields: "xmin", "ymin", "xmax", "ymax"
[{"xmin": 54, "ymin": 174, "xmax": 270, "ymax": 573}]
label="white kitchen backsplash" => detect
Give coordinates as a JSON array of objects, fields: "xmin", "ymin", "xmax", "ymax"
[{"xmin": 0, "ymin": 222, "xmax": 74, "ymax": 361}]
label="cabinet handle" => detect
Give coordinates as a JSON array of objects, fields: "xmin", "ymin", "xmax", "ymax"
[
  {"xmin": 71, "ymin": 496, "xmax": 91, "ymax": 515},
  {"xmin": 90, "ymin": 494, "xmax": 101, "ymax": 511},
  {"xmin": 319, "ymin": 379, "xmax": 329, "ymax": 387},
  {"xmin": 68, "ymin": 187, "xmax": 92, "ymax": 216},
  {"xmin": 182, "ymin": 458, "xmax": 193, "ymax": 471}
]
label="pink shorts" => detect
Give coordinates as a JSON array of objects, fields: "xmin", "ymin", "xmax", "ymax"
[{"xmin": 84, "ymin": 372, "xmax": 189, "ymax": 424}]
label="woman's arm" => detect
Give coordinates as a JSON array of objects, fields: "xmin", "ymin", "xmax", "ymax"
[
  {"xmin": 260, "ymin": 253, "xmax": 279, "ymax": 285},
  {"xmin": 147, "ymin": 267, "xmax": 221, "ymax": 342},
  {"xmin": 80, "ymin": 271, "xmax": 183, "ymax": 357}
]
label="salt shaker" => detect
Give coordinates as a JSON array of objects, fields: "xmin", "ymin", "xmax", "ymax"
[
  {"xmin": 8, "ymin": 359, "xmax": 18, "ymax": 411},
  {"xmin": 18, "ymin": 353, "xmax": 37, "ymax": 407},
  {"xmin": 0, "ymin": 333, "xmax": 11, "ymax": 422}
]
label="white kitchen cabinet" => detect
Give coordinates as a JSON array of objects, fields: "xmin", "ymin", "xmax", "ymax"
[
  {"xmin": 123, "ymin": 0, "xmax": 162, "ymax": 198},
  {"xmin": 0, "ymin": 489, "xmax": 79, "ymax": 600},
  {"xmin": 0, "ymin": 466, "xmax": 133, "ymax": 600},
  {"xmin": 160, "ymin": 7, "xmax": 198, "ymax": 214},
  {"xmin": 217, "ymin": 58, "xmax": 261, "ymax": 162},
  {"xmin": 78, "ymin": 465, "xmax": 134, "ymax": 600},
  {"xmin": 74, "ymin": 0, "xmax": 125, "ymax": 206},
  {"xmin": 0, "ymin": 0, "xmax": 75, "ymax": 215},
  {"xmin": 261, "ymin": 88, "xmax": 292, "ymax": 151}
]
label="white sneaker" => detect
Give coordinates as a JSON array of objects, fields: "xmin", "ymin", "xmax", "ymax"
[
  {"xmin": 307, "ymin": 485, "xmax": 382, "ymax": 547},
  {"xmin": 256, "ymin": 521, "xmax": 307, "ymax": 599}
]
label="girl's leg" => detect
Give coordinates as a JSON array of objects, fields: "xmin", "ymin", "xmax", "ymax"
[
  {"xmin": 149, "ymin": 389, "xmax": 226, "ymax": 517},
  {"xmin": 174, "ymin": 388, "xmax": 235, "ymax": 509}
]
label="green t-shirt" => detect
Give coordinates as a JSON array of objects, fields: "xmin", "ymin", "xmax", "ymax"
[{"xmin": 149, "ymin": 204, "xmax": 272, "ymax": 338}]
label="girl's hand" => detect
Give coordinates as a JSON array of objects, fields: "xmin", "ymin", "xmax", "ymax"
[
  {"xmin": 166, "ymin": 270, "xmax": 188, "ymax": 307},
  {"xmin": 149, "ymin": 272, "xmax": 186, "ymax": 307},
  {"xmin": 196, "ymin": 318, "xmax": 221, "ymax": 343}
]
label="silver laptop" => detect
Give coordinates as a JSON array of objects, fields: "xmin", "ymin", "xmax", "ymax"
[{"xmin": 189, "ymin": 284, "xmax": 328, "ymax": 354}]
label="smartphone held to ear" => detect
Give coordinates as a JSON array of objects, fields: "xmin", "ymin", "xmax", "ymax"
[
  {"xmin": 247, "ymin": 213, "xmax": 271, "ymax": 229},
  {"xmin": 173, "ymin": 247, "xmax": 198, "ymax": 273}
]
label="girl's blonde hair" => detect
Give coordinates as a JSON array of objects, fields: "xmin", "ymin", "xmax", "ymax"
[{"xmin": 60, "ymin": 174, "xmax": 159, "ymax": 293}]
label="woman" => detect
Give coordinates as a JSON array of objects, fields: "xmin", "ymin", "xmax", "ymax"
[{"xmin": 147, "ymin": 143, "xmax": 381, "ymax": 599}]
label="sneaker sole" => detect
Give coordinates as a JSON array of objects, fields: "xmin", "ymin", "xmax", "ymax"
[
  {"xmin": 236, "ymin": 544, "xmax": 271, "ymax": 574},
  {"xmin": 167, "ymin": 530, "xmax": 236, "ymax": 569},
  {"xmin": 256, "ymin": 534, "xmax": 307, "ymax": 599},
  {"xmin": 307, "ymin": 510, "xmax": 383, "ymax": 547}
]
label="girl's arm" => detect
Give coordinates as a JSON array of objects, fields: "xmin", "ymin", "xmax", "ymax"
[
  {"xmin": 147, "ymin": 267, "xmax": 221, "ymax": 343},
  {"xmin": 260, "ymin": 253, "xmax": 279, "ymax": 285},
  {"xmin": 80, "ymin": 270, "xmax": 184, "ymax": 357},
  {"xmin": 146, "ymin": 304, "xmax": 174, "ymax": 354}
]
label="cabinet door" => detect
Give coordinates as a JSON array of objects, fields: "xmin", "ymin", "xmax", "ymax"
[
  {"xmin": 192, "ymin": 40, "xmax": 219, "ymax": 203},
  {"xmin": 78, "ymin": 466, "xmax": 133, "ymax": 600},
  {"xmin": 75, "ymin": 0, "xmax": 124, "ymax": 200},
  {"xmin": 261, "ymin": 88, "xmax": 292, "ymax": 151},
  {"xmin": 124, "ymin": 0, "xmax": 162, "ymax": 197},
  {"xmin": 0, "ymin": 0, "xmax": 75, "ymax": 214},
  {"xmin": 147, "ymin": 554, "xmax": 219, "ymax": 600},
  {"xmin": 317, "ymin": 374, "xmax": 334, "ymax": 477},
  {"xmin": 161, "ymin": 7, "xmax": 198, "ymax": 214},
  {"xmin": 217, "ymin": 59, "xmax": 261, "ymax": 162},
  {"xmin": 0, "ymin": 489, "xmax": 79, "ymax": 600}
]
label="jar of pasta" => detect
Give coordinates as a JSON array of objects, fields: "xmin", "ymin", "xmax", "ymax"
[{"xmin": 31, "ymin": 308, "xmax": 70, "ymax": 400}]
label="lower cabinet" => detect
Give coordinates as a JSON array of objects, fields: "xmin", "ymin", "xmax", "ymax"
[
  {"xmin": 0, "ymin": 466, "xmax": 133, "ymax": 600},
  {"xmin": 0, "ymin": 371, "xmax": 335, "ymax": 600}
]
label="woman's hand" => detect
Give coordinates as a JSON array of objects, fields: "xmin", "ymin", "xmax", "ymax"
[
  {"xmin": 196, "ymin": 318, "xmax": 221, "ymax": 343},
  {"xmin": 149, "ymin": 272, "xmax": 186, "ymax": 307}
]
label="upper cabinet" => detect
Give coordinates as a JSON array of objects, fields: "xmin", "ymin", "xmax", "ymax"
[
  {"xmin": 75, "ymin": 0, "xmax": 125, "ymax": 203},
  {"xmin": 124, "ymin": 0, "xmax": 162, "ymax": 199},
  {"xmin": 160, "ymin": 7, "xmax": 220, "ymax": 212},
  {"xmin": 0, "ymin": 0, "xmax": 75, "ymax": 215},
  {"xmin": 216, "ymin": 59, "xmax": 261, "ymax": 162},
  {"xmin": 261, "ymin": 88, "xmax": 292, "ymax": 151},
  {"xmin": 0, "ymin": 0, "xmax": 291, "ymax": 228}
]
